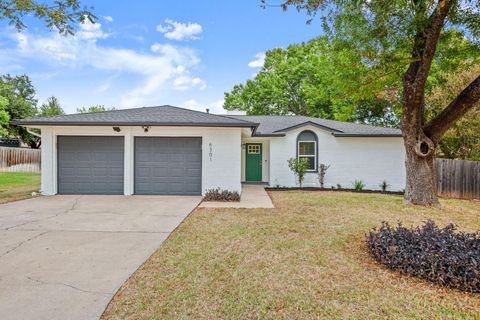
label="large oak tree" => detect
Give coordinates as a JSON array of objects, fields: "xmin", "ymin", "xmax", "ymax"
[{"xmin": 270, "ymin": 0, "xmax": 480, "ymax": 206}]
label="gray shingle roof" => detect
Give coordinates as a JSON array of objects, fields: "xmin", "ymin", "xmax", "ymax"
[
  {"xmin": 12, "ymin": 105, "xmax": 257, "ymax": 128},
  {"xmin": 13, "ymin": 105, "xmax": 401, "ymax": 137},
  {"xmin": 228, "ymin": 115, "xmax": 402, "ymax": 137}
]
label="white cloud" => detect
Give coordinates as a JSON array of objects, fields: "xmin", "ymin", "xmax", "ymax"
[
  {"xmin": 156, "ymin": 19, "xmax": 203, "ymax": 41},
  {"xmin": 77, "ymin": 20, "xmax": 110, "ymax": 40},
  {"xmin": 103, "ymin": 16, "xmax": 114, "ymax": 23},
  {"xmin": 181, "ymin": 99, "xmax": 225, "ymax": 114},
  {"xmin": 7, "ymin": 21, "xmax": 206, "ymax": 108},
  {"xmin": 248, "ymin": 52, "xmax": 265, "ymax": 68},
  {"xmin": 173, "ymin": 75, "xmax": 206, "ymax": 91}
]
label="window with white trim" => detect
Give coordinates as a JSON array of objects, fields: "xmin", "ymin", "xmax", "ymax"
[{"xmin": 297, "ymin": 131, "xmax": 317, "ymax": 171}]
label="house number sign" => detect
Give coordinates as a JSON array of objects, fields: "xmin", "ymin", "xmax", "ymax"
[{"xmin": 209, "ymin": 142, "xmax": 213, "ymax": 162}]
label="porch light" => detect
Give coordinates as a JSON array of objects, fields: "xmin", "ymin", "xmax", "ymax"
[
  {"xmin": 112, "ymin": 127, "xmax": 121, "ymax": 132},
  {"xmin": 142, "ymin": 126, "xmax": 150, "ymax": 133}
]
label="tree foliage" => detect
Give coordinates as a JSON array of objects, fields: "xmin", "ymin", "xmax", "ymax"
[
  {"xmin": 40, "ymin": 96, "xmax": 65, "ymax": 116},
  {"xmin": 76, "ymin": 105, "xmax": 115, "ymax": 113},
  {"xmin": 426, "ymin": 65, "xmax": 480, "ymax": 160},
  {"xmin": 225, "ymin": 29, "xmax": 478, "ymax": 128},
  {"xmin": 0, "ymin": 96, "xmax": 9, "ymax": 136},
  {"xmin": 225, "ymin": 36, "xmax": 402, "ymax": 126},
  {"xmin": 0, "ymin": 0, "xmax": 96, "ymax": 35},
  {"xmin": 0, "ymin": 74, "xmax": 39, "ymax": 147}
]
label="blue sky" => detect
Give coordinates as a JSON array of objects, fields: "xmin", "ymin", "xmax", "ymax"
[{"xmin": 0, "ymin": 0, "xmax": 322, "ymax": 114}]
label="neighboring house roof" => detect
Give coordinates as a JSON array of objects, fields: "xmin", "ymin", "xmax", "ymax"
[
  {"xmin": 228, "ymin": 115, "xmax": 402, "ymax": 137},
  {"xmin": 12, "ymin": 105, "xmax": 257, "ymax": 128}
]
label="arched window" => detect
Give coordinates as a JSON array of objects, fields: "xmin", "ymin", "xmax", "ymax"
[{"xmin": 297, "ymin": 130, "xmax": 317, "ymax": 171}]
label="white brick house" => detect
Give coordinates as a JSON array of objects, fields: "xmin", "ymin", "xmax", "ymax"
[{"xmin": 14, "ymin": 105, "xmax": 405, "ymax": 196}]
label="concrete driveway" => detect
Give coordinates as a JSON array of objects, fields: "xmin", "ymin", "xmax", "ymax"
[{"xmin": 0, "ymin": 195, "xmax": 201, "ymax": 320}]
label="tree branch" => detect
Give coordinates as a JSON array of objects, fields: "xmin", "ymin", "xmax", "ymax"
[
  {"xmin": 402, "ymin": 0, "xmax": 453, "ymax": 133},
  {"xmin": 424, "ymin": 74, "xmax": 480, "ymax": 144},
  {"xmin": 412, "ymin": 0, "xmax": 453, "ymax": 98}
]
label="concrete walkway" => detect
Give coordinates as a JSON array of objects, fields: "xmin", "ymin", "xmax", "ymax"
[
  {"xmin": 199, "ymin": 184, "xmax": 274, "ymax": 208},
  {"xmin": 0, "ymin": 195, "xmax": 201, "ymax": 320}
]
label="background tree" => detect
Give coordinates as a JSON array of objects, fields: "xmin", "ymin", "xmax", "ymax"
[
  {"xmin": 40, "ymin": 96, "xmax": 65, "ymax": 116},
  {"xmin": 225, "ymin": 29, "xmax": 477, "ymax": 129},
  {"xmin": 0, "ymin": 0, "xmax": 95, "ymax": 147},
  {"xmin": 0, "ymin": 0, "xmax": 96, "ymax": 35},
  {"xmin": 0, "ymin": 96, "xmax": 9, "ymax": 136},
  {"xmin": 76, "ymin": 105, "xmax": 116, "ymax": 113},
  {"xmin": 266, "ymin": 0, "xmax": 480, "ymax": 206},
  {"xmin": 426, "ymin": 65, "xmax": 480, "ymax": 161},
  {"xmin": 0, "ymin": 74, "xmax": 39, "ymax": 148},
  {"xmin": 224, "ymin": 37, "xmax": 401, "ymax": 127}
]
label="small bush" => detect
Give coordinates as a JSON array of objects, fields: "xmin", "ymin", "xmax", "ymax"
[
  {"xmin": 203, "ymin": 188, "xmax": 240, "ymax": 202},
  {"xmin": 367, "ymin": 220, "xmax": 480, "ymax": 293},
  {"xmin": 287, "ymin": 157, "xmax": 309, "ymax": 187},
  {"xmin": 379, "ymin": 180, "xmax": 389, "ymax": 192},
  {"xmin": 353, "ymin": 179, "xmax": 365, "ymax": 191}
]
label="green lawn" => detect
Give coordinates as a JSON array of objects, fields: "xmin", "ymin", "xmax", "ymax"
[
  {"xmin": 0, "ymin": 172, "xmax": 41, "ymax": 204},
  {"xmin": 102, "ymin": 191, "xmax": 480, "ymax": 320}
]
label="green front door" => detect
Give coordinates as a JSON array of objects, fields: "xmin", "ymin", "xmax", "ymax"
[{"xmin": 246, "ymin": 143, "xmax": 262, "ymax": 182}]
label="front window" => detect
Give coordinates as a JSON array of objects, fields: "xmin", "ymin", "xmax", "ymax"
[
  {"xmin": 297, "ymin": 130, "xmax": 318, "ymax": 171},
  {"xmin": 298, "ymin": 141, "xmax": 316, "ymax": 171}
]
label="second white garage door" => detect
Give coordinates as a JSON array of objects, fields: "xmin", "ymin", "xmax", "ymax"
[{"xmin": 134, "ymin": 137, "xmax": 202, "ymax": 195}]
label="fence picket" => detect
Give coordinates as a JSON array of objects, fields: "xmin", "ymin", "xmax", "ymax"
[
  {"xmin": 436, "ymin": 158, "xmax": 480, "ymax": 200},
  {"xmin": 0, "ymin": 147, "xmax": 41, "ymax": 173}
]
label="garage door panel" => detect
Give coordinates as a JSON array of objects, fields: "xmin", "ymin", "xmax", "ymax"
[
  {"xmin": 170, "ymin": 167, "xmax": 186, "ymax": 177},
  {"xmin": 57, "ymin": 136, "xmax": 124, "ymax": 195},
  {"xmin": 109, "ymin": 167, "xmax": 124, "ymax": 176},
  {"xmin": 134, "ymin": 137, "xmax": 202, "ymax": 195},
  {"xmin": 153, "ymin": 153, "xmax": 169, "ymax": 162},
  {"xmin": 185, "ymin": 184, "xmax": 201, "ymax": 193},
  {"xmin": 186, "ymin": 154, "xmax": 202, "ymax": 162},
  {"xmin": 153, "ymin": 167, "xmax": 169, "ymax": 177},
  {"xmin": 110, "ymin": 152, "xmax": 124, "ymax": 161},
  {"xmin": 76, "ymin": 152, "xmax": 92, "ymax": 161}
]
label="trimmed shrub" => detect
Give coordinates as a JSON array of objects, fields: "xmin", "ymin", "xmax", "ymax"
[
  {"xmin": 203, "ymin": 188, "xmax": 240, "ymax": 202},
  {"xmin": 367, "ymin": 220, "xmax": 480, "ymax": 292}
]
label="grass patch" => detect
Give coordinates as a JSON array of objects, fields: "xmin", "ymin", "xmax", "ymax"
[
  {"xmin": 0, "ymin": 172, "xmax": 41, "ymax": 204},
  {"xmin": 102, "ymin": 191, "xmax": 480, "ymax": 320}
]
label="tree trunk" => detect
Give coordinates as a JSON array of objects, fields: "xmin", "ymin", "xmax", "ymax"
[{"xmin": 403, "ymin": 136, "xmax": 440, "ymax": 206}]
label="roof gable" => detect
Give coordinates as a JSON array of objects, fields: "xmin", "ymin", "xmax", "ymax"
[
  {"xmin": 273, "ymin": 121, "xmax": 343, "ymax": 134},
  {"xmin": 228, "ymin": 115, "xmax": 402, "ymax": 137}
]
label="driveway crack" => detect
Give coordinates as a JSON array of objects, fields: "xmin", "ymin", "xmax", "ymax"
[
  {"xmin": 26, "ymin": 276, "xmax": 113, "ymax": 296},
  {"xmin": 5, "ymin": 196, "xmax": 82, "ymax": 231},
  {"xmin": 0, "ymin": 231, "xmax": 49, "ymax": 258}
]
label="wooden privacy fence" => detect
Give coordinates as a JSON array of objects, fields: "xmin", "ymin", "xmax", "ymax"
[
  {"xmin": 0, "ymin": 147, "xmax": 41, "ymax": 173},
  {"xmin": 437, "ymin": 158, "xmax": 480, "ymax": 200}
]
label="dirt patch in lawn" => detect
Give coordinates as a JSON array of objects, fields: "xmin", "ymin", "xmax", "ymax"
[{"xmin": 102, "ymin": 191, "xmax": 480, "ymax": 320}]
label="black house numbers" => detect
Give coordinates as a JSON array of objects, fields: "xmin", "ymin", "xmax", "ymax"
[{"xmin": 209, "ymin": 142, "xmax": 213, "ymax": 162}]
